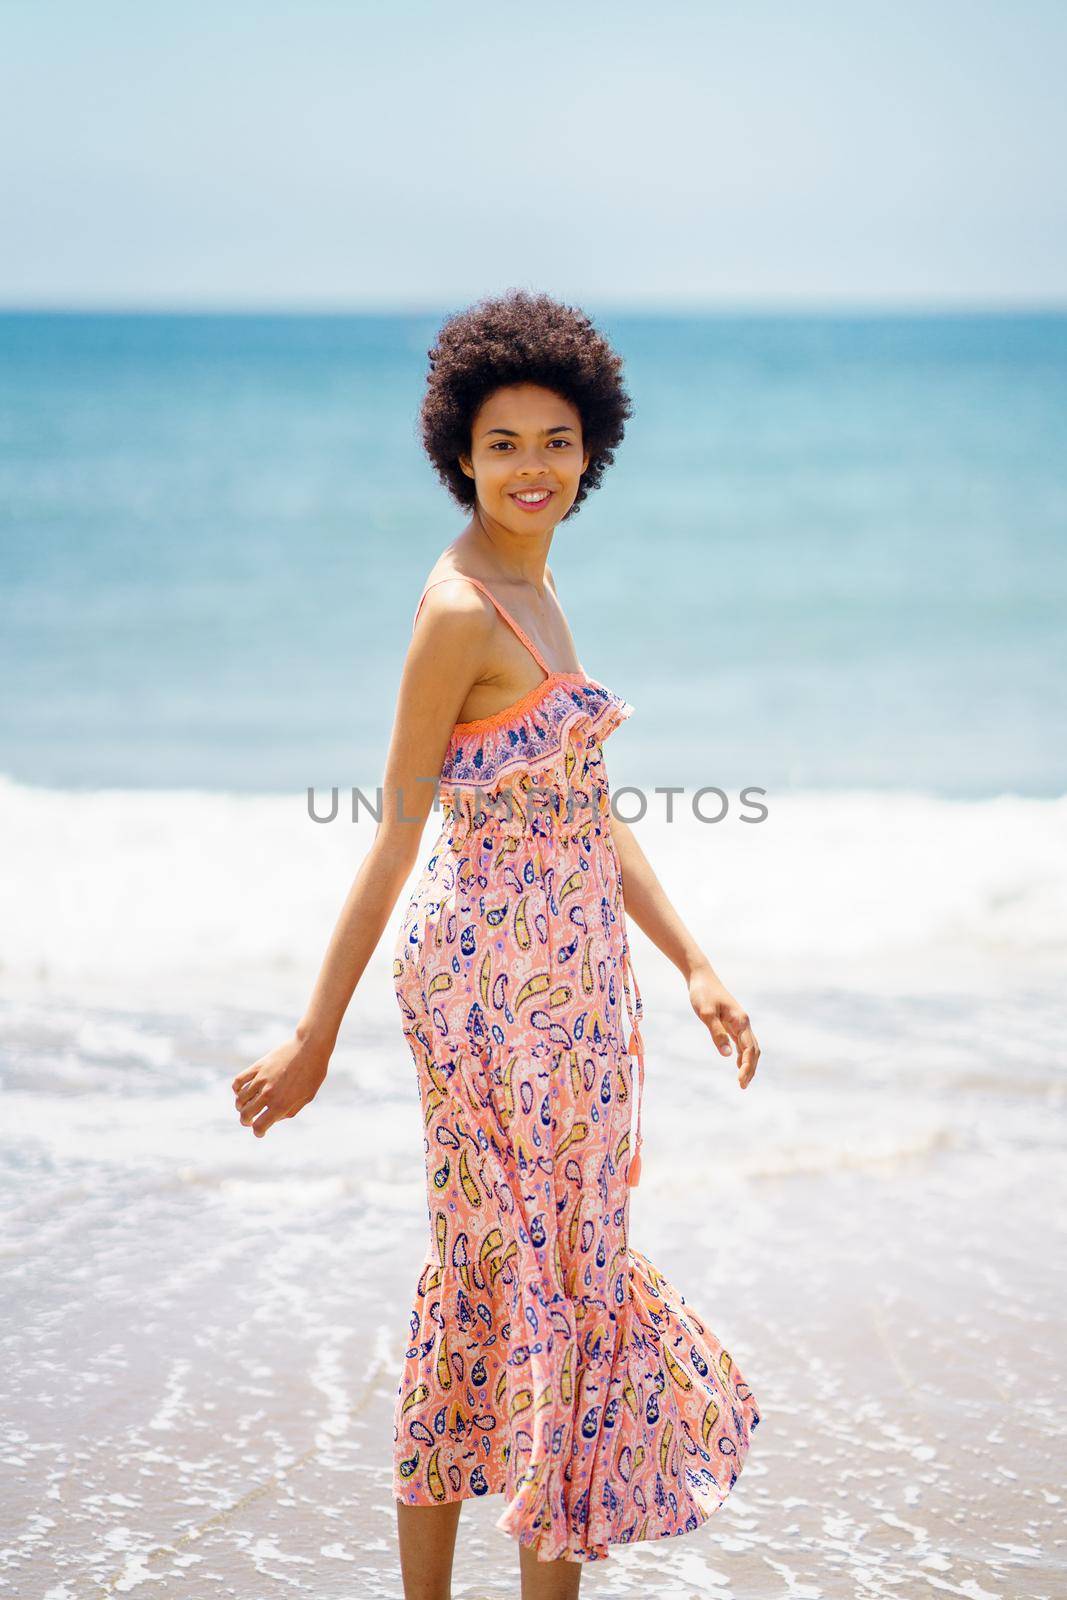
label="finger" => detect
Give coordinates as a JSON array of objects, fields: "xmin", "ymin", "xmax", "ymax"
[
  {"xmin": 707, "ymin": 1015, "xmax": 732, "ymax": 1056},
  {"xmin": 239, "ymin": 1089, "xmax": 270, "ymax": 1126},
  {"xmin": 726, "ymin": 1008, "xmax": 751, "ymax": 1045},
  {"xmin": 252, "ymin": 1105, "xmax": 280, "ymax": 1138},
  {"xmin": 738, "ymin": 1031, "xmax": 760, "ymax": 1087},
  {"xmin": 235, "ymin": 1078, "xmax": 262, "ymax": 1108},
  {"xmin": 231, "ymin": 1066, "xmax": 259, "ymax": 1092}
]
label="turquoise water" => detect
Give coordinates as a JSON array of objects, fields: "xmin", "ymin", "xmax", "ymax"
[{"xmin": 2, "ymin": 311, "xmax": 1064, "ymax": 795}]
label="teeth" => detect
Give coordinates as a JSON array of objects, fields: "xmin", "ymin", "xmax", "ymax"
[{"xmin": 515, "ymin": 491, "xmax": 550, "ymax": 502}]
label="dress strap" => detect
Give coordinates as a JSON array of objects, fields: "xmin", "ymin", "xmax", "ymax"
[
  {"xmin": 412, "ymin": 574, "xmax": 552, "ymax": 674},
  {"xmin": 620, "ymin": 934, "xmax": 645, "ymax": 1187}
]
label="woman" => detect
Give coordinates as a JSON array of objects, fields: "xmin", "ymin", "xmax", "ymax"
[{"xmin": 231, "ymin": 289, "xmax": 762, "ymax": 1595}]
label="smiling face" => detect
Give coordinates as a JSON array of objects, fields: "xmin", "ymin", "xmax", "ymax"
[{"xmin": 458, "ymin": 383, "xmax": 590, "ymax": 531}]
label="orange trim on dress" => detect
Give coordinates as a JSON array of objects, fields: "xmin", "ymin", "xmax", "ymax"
[
  {"xmin": 451, "ymin": 670, "xmax": 588, "ymax": 734},
  {"xmin": 412, "ymin": 573, "xmax": 586, "ymax": 734}
]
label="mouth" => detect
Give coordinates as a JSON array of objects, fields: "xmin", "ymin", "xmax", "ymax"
[{"xmin": 509, "ymin": 488, "xmax": 555, "ymax": 513}]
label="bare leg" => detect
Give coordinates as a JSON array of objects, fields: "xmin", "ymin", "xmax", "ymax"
[
  {"xmin": 396, "ymin": 1499, "xmax": 463, "ymax": 1600},
  {"xmin": 519, "ymin": 1539, "xmax": 582, "ymax": 1600}
]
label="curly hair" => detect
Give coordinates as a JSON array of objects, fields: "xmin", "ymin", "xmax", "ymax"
[{"xmin": 419, "ymin": 288, "xmax": 633, "ymax": 518}]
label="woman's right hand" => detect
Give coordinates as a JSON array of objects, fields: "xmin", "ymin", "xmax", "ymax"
[{"xmin": 231, "ymin": 1030, "xmax": 331, "ymax": 1138}]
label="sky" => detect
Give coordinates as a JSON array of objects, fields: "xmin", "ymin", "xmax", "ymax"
[{"xmin": 1, "ymin": 0, "xmax": 1065, "ymax": 310}]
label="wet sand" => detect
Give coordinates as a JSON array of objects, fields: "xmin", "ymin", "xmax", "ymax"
[{"xmin": 3, "ymin": 945, "xmax": 1064, "ymax": 1598}]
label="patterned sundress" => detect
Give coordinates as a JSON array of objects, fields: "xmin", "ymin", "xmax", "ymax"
[{"xmin": 391, "ymin": 573, "xmax": 760, "ymax": 1563}]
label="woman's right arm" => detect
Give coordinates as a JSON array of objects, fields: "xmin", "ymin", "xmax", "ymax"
[{"xmin": 230, "ymin": 581, "xmax": 494, "ymax": 1138}]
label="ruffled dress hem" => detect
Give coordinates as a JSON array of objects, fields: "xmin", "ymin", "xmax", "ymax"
[{"xmin": 393, "ymin": 1246, "xmax": 761, "ymax": 1564}]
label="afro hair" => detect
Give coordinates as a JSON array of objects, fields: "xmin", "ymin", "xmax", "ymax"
[{"xmin": 419, "ymin": 288, "xmax": 632, "ymax": 517}]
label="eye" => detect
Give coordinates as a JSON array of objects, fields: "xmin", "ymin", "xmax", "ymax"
[{"xmin": 487, "ymin": 437, "xmax": 572, "ymax": 452}]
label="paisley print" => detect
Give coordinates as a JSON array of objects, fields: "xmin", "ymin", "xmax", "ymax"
[{"xmin": 391, "ymin": 574, "xmax": 760, "ymax": 1563}]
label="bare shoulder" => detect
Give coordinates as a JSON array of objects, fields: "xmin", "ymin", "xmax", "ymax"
[{"xmin": 412, "ymin": 571, "xmax": 497, "ymax": 648}]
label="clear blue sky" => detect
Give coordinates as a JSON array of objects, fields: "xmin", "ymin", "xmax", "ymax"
[{"xmin": 2, "ymin": 0, "xmax": 1065, "ymax": 309}]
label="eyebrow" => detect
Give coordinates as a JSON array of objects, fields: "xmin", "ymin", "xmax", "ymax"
[{"xmin": 483, "ymin": 425, "xmax": 576, "ymax": 437}]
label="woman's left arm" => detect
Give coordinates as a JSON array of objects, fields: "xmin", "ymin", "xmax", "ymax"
[{"xmin": 608, "ymin": 813, "xmax": 760, "ymax": 1089}]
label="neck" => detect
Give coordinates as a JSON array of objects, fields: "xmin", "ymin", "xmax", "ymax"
[{"xmin": 463, "ymin": 505, "xmax": 553, "ymax": 593}]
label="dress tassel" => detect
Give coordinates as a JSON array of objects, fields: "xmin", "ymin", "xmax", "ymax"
[
  {"xmin": 625, "ymin": 1013, "xmax": 644, "ymax": 1188},
  {"xmin": 622, "ymin": 937, "xmax": 645, "ymax": 1188}
]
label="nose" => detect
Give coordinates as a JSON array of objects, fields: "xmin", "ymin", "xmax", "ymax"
[{"xmin": 515, "ymin": 448, "xmax": 553, "ymax": 476}]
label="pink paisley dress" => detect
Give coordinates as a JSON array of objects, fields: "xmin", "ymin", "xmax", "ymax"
[{"xmin": 391, "ymin": 574, "xmax": 760, "ymax": 1563}]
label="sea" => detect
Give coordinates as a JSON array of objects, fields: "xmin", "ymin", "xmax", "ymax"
[{"xmin": 1, "ymin": 311, "xmax": 1065, "ymax": 1598}]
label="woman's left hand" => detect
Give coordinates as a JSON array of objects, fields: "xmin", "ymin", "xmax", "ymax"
[{"xmin": 688, "ymin": 965, "xmax": 761, "ymax": 1089}]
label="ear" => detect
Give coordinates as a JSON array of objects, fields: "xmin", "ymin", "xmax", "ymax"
[
  {"xmin": 581, "ymin": 450, "xmax": 590, "ymax": 474},
  {"xmin": 458, "ymin": 453, "xmax": 475, "ymax": 480}
]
